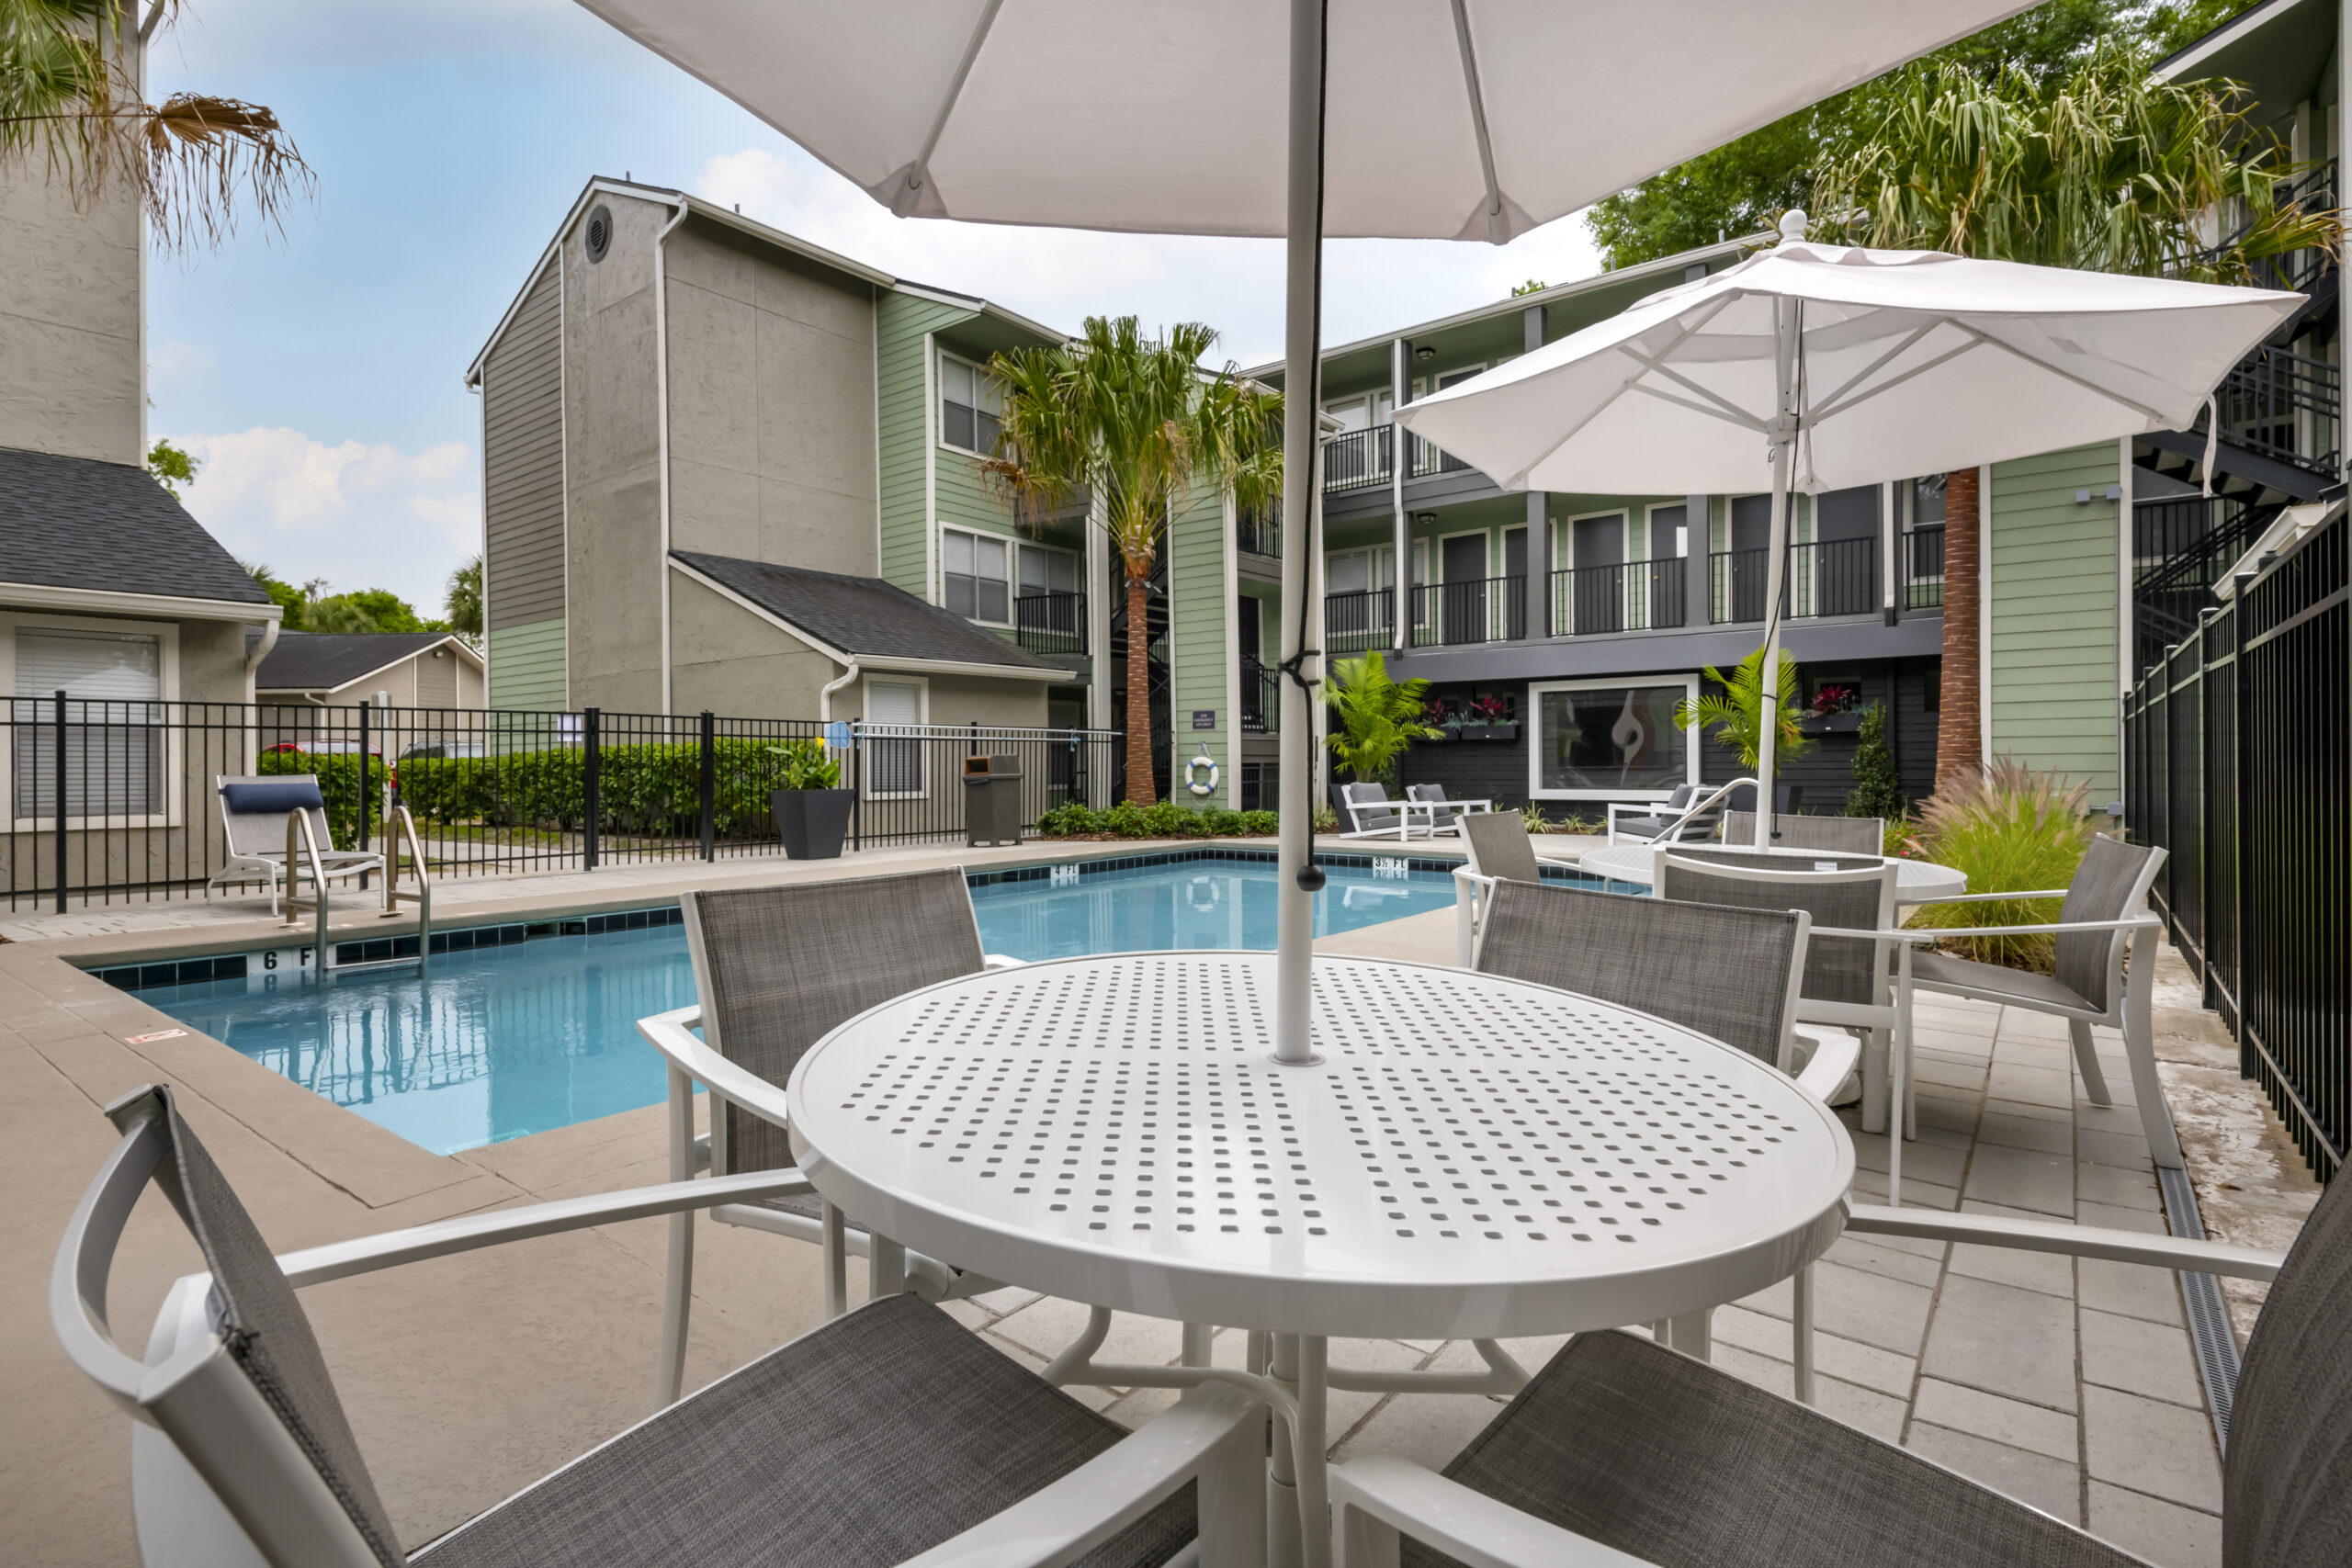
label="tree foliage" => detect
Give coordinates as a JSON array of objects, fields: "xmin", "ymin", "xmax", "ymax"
[
  {"xmin": 1675, "ymin": 645, "xmax": 1811, "ymax": 773},
  {"xmin": 1322, "ymin": 652, "xmax": 1439, "ymax": 784},
  {"xmin": 145, "ymin": 436, "xmax": 196, "ymax": 495},
  {"xmin": 1583, "ymin": 1, "xmax": 2267, "ymax": 271},
  {"xmin": 445, "ymin": 555, "xmax": 483, "ymax": 637},
  {"xmin": 1845, "ymin": 703, "xmax": 1907, "ymax": 819},
  {"xmin": 0, "ymin": 0, "xmax": 312, "ymax": 254},
  {"xmin": 308, "ymin": 589, "xmax": 429, "ymax": 636},
  {"xmin": 242, "ymin": 560, "xmax": 306, "ymax": 629}
]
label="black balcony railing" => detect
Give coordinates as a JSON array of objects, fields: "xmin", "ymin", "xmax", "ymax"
[
  {"xmin": 1240, "ymin": 658, "xmax": 1279, "ymax": 733},
  {"xmin": 1712, "ymin": 537, "xmax": 1880, "ymax": 622},
  {"xmin": 1237, "ymin": 505, "xmax": 1282, "ymax": 558},
  {"xmin": 1406, "ymin": 429, "xmax": 1476, "ymax": 480},
  {"xmin": 1548, "ymin": 559, "xmax": 1685, "ymax": 636},
  {"xmin": 1323, "ymin": 425, "xmax": 1395, "ymax": 492},
  {"xmin": 1323, "ymin": 588, "xmax": 1396, "ymax": 654},
  {"xmin": 2211, "ymin": 344, "xmax": 2341, "ymax": 479},
  {"xmin": 1014, "ymin": 590, "xmax": 1085, "ymax": 656},
  {"xmin": 1902, "ymin": 525, "xmax": 1945, "ymax": 610},
  {"xmin": 1411, "ymin": 575, "xmax": 1525, "ymax": 647}
]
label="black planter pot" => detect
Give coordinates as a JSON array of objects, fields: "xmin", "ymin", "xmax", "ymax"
[
  {"xmin": 1461, "ymin": 722, "xmax": 1520, "ymax": 742},
  {"xmin": 772, "ymin": 787, "xmax": 855, "ymax": 860},
  {"xmin": 1799, "ymin": 712, "xmax": 1865, "ymax": 737}
]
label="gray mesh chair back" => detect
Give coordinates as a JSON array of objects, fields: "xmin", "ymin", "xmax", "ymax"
[
  {"xmin": 218, "ymin": 773, "xmax": 338, "ymax": 858},
  {"xmin": 1341, "ymin": 781, "xmax": 1402, "ymax": 832},
  {"xmin": 1658, "ymin": 852, "xmax": 1896, "ymax": 1009},
  {"xmin": 1462, "ymin": 811, "xmax": 1544, "ymax": 884},
  {"xmin": 1405, "ymin": 783, "xmax": 1463, "ymax": 827},
  {"xmin": 2224, "ymin": 1168, "xmax": 2352, "ymax": 1563},
  {"xmin": 2053, "ymin": 835, "xmax": 2162, "ymax": 1012},
  {"xmin": 1721, "ymin": 812, "xmax": 1883, "ymax": 854},
  {"xmin": 684, "ymin": 869, "xmax": 986, "ymax": 1178},
  {"xmin": 1477, "ymin": 880, "xmax": 1806, "ymax": 1068}
]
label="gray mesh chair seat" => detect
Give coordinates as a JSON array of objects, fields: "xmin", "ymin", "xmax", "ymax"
[
  {"xmin": 1452, "ymin": 814, "xmax": 1579, "ymax": 966},
  {"xmin": 53, "ymin": 1087, "xmax": 1238, "ymax": 1568},
  {"xmin": 1404, "ymin": 783, "xmax": 1488, "ymax": 835},
  {"xmin": 1340, "ymin": 781, "xmax": 1411, "ymax": 838},
  {"xmin": 1607, "ymin": 784, "xmax": 1715, "ymax": 843},
  {"xmin": 1909, "ymin": 950, "xmax": 2093, "ymax": 1011},
  {"xmin": 1720, "ymin": 811, "xmax": 1883, "ymax": 854},
  {"xmin": 1393, "ymin": 1328, "xmax": 2142, "ymax": 1568}
]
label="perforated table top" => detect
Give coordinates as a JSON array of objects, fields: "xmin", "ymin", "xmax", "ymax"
[
  {"xmin": 787, "ymin": 953, "xmax": 1854, "ymax": 1340},
  {"xmin": 1582, "ymin": 841, "xmax": 1968, "ymax": 898}
]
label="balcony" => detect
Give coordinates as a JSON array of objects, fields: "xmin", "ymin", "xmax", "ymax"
[
  {"xmin": 1410, "ymin": 575, "xmax": 1524, "ymax": 646},
  {"xmin": 1013, "ymin": 590, "xmax": 1085, "ymax": 656},
  {"xmin": 1240, "ymin": 657, "xmax": 1278, "ymax": 732},
  {"xmin": 2211, "ymin": 344, "xmax": 2341, "ymax": 479},
  {"xmin": 1236, "ymin": 505, "xmax": 1282, "ymax": 559},
  {"xmin": 1549, "ymin": 558, "xmax": 1685, "ymax": 636},
  {"xmin": 1902, "ymin": 524, "xmax": 1945, "ymax": 611},
  {"xmin": 1321, "ymin": 423, "xmax": 1479, "ymax": 495},
  {"xmin": 1323, "ymin": 587, "xmax": 1395, "ymax": 655},
  {"xmin": 1710, "ymin": 536, "xmax": 1879, "ymax": 623}
]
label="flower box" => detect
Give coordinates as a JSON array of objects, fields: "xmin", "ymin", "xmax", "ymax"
[
  {"xmin": 1459, "ymin": 722, "xmax": 1520, "ymax": 742},
  {"xmin": 1799, "ymin": 713, "xmax": 1865, "ymax": 737}
]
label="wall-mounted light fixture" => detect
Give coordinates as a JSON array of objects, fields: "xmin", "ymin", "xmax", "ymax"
[
  {"xmin": 1414, "ymin": 512, "xmax": 1439, "ymax": 526},
  {"xmin": 1414, "ymin": 345, "xmax": 1437, "ymax": 361}
]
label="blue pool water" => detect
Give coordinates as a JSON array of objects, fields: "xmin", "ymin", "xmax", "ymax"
[{"xmin": 119, "ymin": 853, "xmax": 1472, "ymax": 1155}]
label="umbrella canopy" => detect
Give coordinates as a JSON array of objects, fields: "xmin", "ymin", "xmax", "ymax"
[
  {"xmin": 1390, "ymin": 225, "xmax": 2301, "ymax": 492},
  {"xmin": 571, "ymin": 0, "xmax": 2034, "ymax": 241},
  {"xmin": 1396, "ymin": 214, "xmax": 2302, "ymax": 846}
]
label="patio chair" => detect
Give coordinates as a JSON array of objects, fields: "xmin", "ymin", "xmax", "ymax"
[
  {"xmin": 1450, "ymin": 812, "xmax": 1577, "ymax": 965},
  {"xmin": 1403, "ymin": 782, "xmax": 1491, "ymax": 836},
  {"xmin": 1658, "ymin": 851, "xmax": 1912, "ymax": 1171},
  {"xmin": 1339, "ymin": 780, "xmax": 1414, "ymax": 840},
  {"xmin": 1720, "ymin": 811, "xmax": 1883, "ymax": 854},
  {"xmin": 52, "ymin": 1084, "xmax": 1265, "ymax": 1568},
  {"xmin": 1903, "ymin": 834, "xmax": 2182, "ymax": 1169},
  {"xmin": 1604, "ymin": 784, "xmax": 1722, "ymax": 845},
  {"xmin": 638, "ymin": 867, "xmax": 1024, "ymax": 1404},
  {"xmin": 1329, "ymin": 1170, "xmax": 2323, "ymax": 1568},
  {"xmin": 205, "ymin": 774, "xmax": 385, "ymax": 916}
]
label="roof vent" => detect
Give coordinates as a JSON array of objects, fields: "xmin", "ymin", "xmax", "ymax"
[{"xmin": 584, "ymin": 204, "xmax": 613, "ymax": 264}]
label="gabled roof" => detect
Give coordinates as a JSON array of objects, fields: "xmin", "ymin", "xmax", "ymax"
[
  {"xmin": 0, "ymin": 446, "xmax": 272, "ymax": 611},
  {"xmin": 669, "ymin": 552, "xmax": 1069, "ymax": 680},
  {"xmin": 254, "ymin": 632, "xmax": 481, "ymax": 694}
]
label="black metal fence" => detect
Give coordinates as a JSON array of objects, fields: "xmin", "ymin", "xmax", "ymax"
[
  {"xmin": 1412, "ymin": 576, "xmax": 1524, "ymax": 646},
  {"xmin": 0, "ymin": 699, "xmax": 1122, "ymax": 913},
  {"xmin": 1240, "ymin": 659, "xmax": 1279, "ymax": 733},
  {"xmin": 1551, "ymin": 558, "xmax": 1685, "ymax": 636},
  {"xmin": 1014, "ymin": 591, "xmax": 1086, "ymax": 656},
  {"xmin": 1324, "ymin": 588, "xmax": 1395, "ymax": 656},
  {"xmin": 1902, "ymin": 524, "xmax": 1946, "ymax": 609},
  {"xmin": 2124, "ymin": 501, "xmax": 2347, "ymax": 1178}
]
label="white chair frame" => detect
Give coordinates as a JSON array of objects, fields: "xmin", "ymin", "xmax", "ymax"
[
  {"xmin": 1897, "ymin": 845, "xmax": 2181, "ymax": 1168},
  {"xmin": 1604, "ymin": 776, "xmax": 1752, "ymax": 847},
  {"xmin": 54, "ymin": 1088, "xmax": 1270, "ymax": 1568},
  {"xmin": 1338, "ymin": 781, "xmax": 1459, "ymax": 841},
  {"xmin": 1449, "ymin": 848, "xmax": 1579, "ymax": 968},
  {"xmin": 204, "ymin": 773, "xmax": 384, "ymax": 916},
  {"xmin": 1327, "ymin": 1208, "xmax": 2286, "ymax": 1567},
  {"xmin": 1402, "ymin": 784, "xmax": 1493, "ymax": 839}
]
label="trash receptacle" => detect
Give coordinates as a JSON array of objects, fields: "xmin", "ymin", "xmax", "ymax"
[{"xmin": 964, "ymin": 753, "xmax": 1024, "ymax": 847}]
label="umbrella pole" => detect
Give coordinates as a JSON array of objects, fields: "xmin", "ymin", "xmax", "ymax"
[
  {"xmin": 1272, "ymin": 0, "xmax": 1328, "ymax": 1068},
  {"xmin": 1754, "ymin": 296, "xmax": 1800, "ymax": 850}
]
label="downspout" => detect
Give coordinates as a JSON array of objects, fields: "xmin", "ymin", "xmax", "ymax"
[
  {"xmin": 654, "ymin": 193, "xmax": 692, "ymax": 714},
  {"xmin": 243, "ymin": 616, "xmax": 281, "ymax": 690},
  {"xmin": 819, "ymin": 659, "xmax": 861, "ymax": 724}
]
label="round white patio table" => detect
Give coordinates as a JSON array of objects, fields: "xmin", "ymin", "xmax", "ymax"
[
  {"xmin": 1581, "ymin": 840, "xmax": 1968, "ymax": 900},
  {"xmin": 786, "ymin": 951, "xmax": 1854, "ymax": 1568}
]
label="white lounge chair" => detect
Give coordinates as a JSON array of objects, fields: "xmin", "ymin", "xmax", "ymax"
[
  {"xmin": 1403, "ymin": 782, "xmax": 1492, "ymax": 837},
  {"xmin": 1449, "ymin": 812, "xmax": 1579, "ymax": 965},
  {"xmin": 1338, "ymin": 781, "xmax": 1418, "ymax": 840},
  {"xmin": 1605, "ymin": 783, "xmax": 1721, "ymax": 844},
  {"xmin": 204, "ymin": 773, "xmax": 384, "ymax": 916}
]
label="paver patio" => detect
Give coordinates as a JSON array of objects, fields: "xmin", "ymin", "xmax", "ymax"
[{"xmin": 0, "ymin": 842, "xmax": 2317, "ymax": 1567}]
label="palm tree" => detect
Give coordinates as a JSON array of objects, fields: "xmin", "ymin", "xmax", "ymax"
[
  {"xmin": 1322, "ymin": 653, "xmax": 1440, "ymax": 784},
  {"xmin": 1, "ymin": 0, "xmax": 311, "ymax": 254},
  {"xmin": 987, "ymin": 316, "xmax": 1282, "ymax": 806},
  {"xmin": 1675, "ymin": 644, "xmax": 1813, "ymax": 773},
  {"xmin": 1809, "ymin": 39, "xmax": 2336, "ymax": 794}
]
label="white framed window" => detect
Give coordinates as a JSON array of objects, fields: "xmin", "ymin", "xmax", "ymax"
[
  {"xmin": 1527, "ymin": 674, "xmax": 1699, "ymax": 802},
  {"xmin": 862, "ymin": 675, "xmax": 928, "ymax": 798},
  {"xmin": 938, "ymin": 352, "xmax": 1003, "ymax": 456},
  {"xmin": 942, "ymin": 527, "xmax": 1012, "ymax": 624},
  {"xmin": 3, "ymin": 615, "xmax": 181, "ymax": 829}
]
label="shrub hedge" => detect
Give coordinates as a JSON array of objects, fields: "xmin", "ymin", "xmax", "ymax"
[
  {"xmin": 392, "ymin": 738, "xmax": 821, "ymax": 839},
  {"xmin": 1036, "ymin": 802, "xmax": 1279, "ymax": 840}
]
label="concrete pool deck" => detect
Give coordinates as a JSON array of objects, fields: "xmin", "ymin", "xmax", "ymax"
[{"xmin": 0, "ymin": 840, "xmax": 2316, "ymax": 1566}]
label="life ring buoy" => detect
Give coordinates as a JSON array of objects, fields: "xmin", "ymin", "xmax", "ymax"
[{"xmin": 1184, "ymin": 750, "xmax": 1220, "ymax": 797}]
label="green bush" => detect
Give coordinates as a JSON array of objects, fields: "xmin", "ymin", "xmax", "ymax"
[
  {"xmin": 395, "ymin": 737, "xmax": 810, "ymax": 840},
  {"xmin": 1239, "ymin": 810, "xmax": 1278, "ymax": 836},
  {"xmin": 1035, "ymin": 800, "xmax": 1279, "ymax": 840},
  {"xmin": 1037, "ymin": 803, "xmax": 1103, "ymax": 837},
  {"xmin": 258, "ymin": 750, "xmax": 387, "ymax": 848},
  {"xmin": 1909, "ymin": 759, "xmax": 2095, "ymax": 972},
  {"xmin": 1104, "ymin": 801, "xmax": 1153, "ymax": 838},
  {"xmin": 770, "ymin": 738, "xmax": 840, "ymax": 791},
  {"xmin": 1845, "ymin": 703, "xmax": 1907, "ymax": 820},
  {"xmin": 1200, "ymin": 808, "xmax": 1244, "ymax": 836}
]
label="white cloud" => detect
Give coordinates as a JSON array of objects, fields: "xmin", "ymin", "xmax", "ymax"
[
  {"xmin": 151, "ymin": 338, "xmax": 215, "ymax": 391},
  {"xmin": 172, "ymin": 427, "xmax": 478, "ymax": 610},
  {"xmin": 694, "ymin": 145, "xmax": 1602, "ymax": 369}
]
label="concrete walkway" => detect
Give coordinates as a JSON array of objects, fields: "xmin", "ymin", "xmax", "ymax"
[{"xmin": 0, "ymin": 847, "xmax": 2312, "ymax": 1566}]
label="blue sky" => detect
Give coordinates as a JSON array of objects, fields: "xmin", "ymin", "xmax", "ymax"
[{"xmin": 150, "ymin": 0, "xmax": 1601, "ymax": 612}]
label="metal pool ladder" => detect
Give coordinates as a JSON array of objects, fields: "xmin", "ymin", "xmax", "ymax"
[{"xmin": 277, "ymin": 803, "xmax": 433, "ymax": 978}]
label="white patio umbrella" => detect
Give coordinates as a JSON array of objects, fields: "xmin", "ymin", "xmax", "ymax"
[
  {"xmin": 1394, "ymin": 211, "xmax": 2301, "ymax": 844},
  {"xmin": 569, "ymin": 0, "xmax": 2042, "ymax": 1061}
]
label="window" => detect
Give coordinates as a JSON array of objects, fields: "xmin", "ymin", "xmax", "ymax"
[
  {"xmin": 13, "ymin": 627, "xmax": 165, "ymax": 821},
  {"xmin": 1528, "ymin": 677, "xmax": 1697, "ymax": 800},
  {"xmin": 865, "ymin": 677, "xmax": 926, "ymax": 796},
  {"xmin": 939, "ymin": 354, "xmax": 1002, "ymax": 455},
  {"xmin": 944, "ymin": 528, "xmax": 1011, "ymax": 623},
  {"xmin": 1017, "ymin": 544, "xmax": 1079, "ymax": 598}
]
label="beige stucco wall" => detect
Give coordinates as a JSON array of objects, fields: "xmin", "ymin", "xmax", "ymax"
[
  {"xmin": 666, "ymin": 570, "xmax": 840, "ymax": 716},
  {"xmin": 561, "ymin": 192, "xmax": 668, "ymax": 715},
  {"xmin": 836, "ymin": 671, "xmax": 1051, "ymax": 728},
  {"xmin": 0, "ymin": 63, "xmax": 143, "ymax": 465},
  {"xmin": 663, "ymin": 220, "xmax": 879, "ymax": 578}
]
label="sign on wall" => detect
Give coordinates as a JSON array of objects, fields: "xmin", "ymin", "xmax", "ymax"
[{"xmin": 1191, "ymin": 710, "xmax": 1216, "ymax": 729}]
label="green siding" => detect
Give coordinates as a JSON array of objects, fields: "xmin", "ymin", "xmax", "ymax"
[
  {"xmin": 876, "ymin": 292, "xmax": 975, "ymax": 600},
  {"xmin": 1988, "ymin": 444, "xmax": 2120, "ymax": 798},
  {"xmin": 1168, "ymin": 481, "xmax": 1233, "ymax": 809},
  {"xmin": 488, "ymin": 617, "xmax": 567, "ymax": 711}
]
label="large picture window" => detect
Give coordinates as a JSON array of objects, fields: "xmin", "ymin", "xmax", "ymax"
[
  {"xmin": 939, "ymin": 353, "xmax": 1003, "ymax": 455},
  {"xmin": 1528, "ymin": 676, "xmax": 1697, "ymax": 801},
  {"xmin": 11, "ymin": 627, "xmax": 168, "ymax": 822},
  {"xmin": 943, "ymin": 528, "xmax": 1011, "ymax": 623}
]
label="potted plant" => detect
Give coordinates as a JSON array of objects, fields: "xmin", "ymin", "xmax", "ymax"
[
  {"xmin": 1459, "ymin": 694, "xmax": 1519, "ymax": 741},
  {"xmin": 768, "ymin": 738, "xmax": 854, "ymax": 859},
  {"xmin": 1799, "ymin": 682, "xmax": 1865, "ymax": 736},
  {"xmin": 1416, "ymin": 696, "xmax": 1458, "ymax": 744}
]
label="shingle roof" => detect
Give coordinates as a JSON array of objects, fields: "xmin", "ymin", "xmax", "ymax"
[
  {"xmin": 0, "ymin": 446, "xmax": 271, "ymax": 607},
  {"xmin": 671, "ymin": 551, "xmax": 1064, "ymax": 674},
  {"xmin": 255, "ymin": 632, "xmax": 470, "ymax": 694}
]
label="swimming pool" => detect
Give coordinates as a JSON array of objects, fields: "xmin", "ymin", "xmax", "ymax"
[{"xmin": 108, "ymin": 852, "xmax": 1524, "ymax": 1155}]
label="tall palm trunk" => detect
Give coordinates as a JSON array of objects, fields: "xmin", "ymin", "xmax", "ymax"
[
  {"xmin": 1123, "ymin": 567, "xmax": 1155, "ymax": 806},
  {"xmin": 1936, "ymin": 466, "xmax": 1981, "ymax": 795}
]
